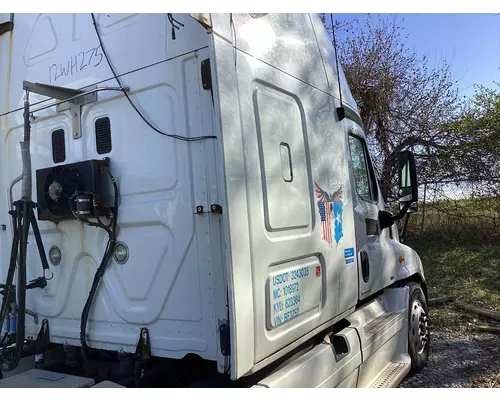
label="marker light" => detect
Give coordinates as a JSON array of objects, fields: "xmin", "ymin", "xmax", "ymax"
[
  {"xmin": 114, "ymin": 242, "xmax": 129, "ymax": 264},
  {"xmin": 49, "ymin": 246, "xmax": 62, "ymax": 266}
]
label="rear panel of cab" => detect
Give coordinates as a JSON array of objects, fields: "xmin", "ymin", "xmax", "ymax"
[{"xmin": 0, "ymin": 14, "xmax": 227, "ymax": 365}]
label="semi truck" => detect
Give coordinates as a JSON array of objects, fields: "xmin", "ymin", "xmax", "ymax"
[{"xmin": 0, "ymin": 13, "xmax": 430, "ymax": 388}]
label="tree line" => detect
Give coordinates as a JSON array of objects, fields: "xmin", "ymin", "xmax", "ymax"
[{"xmin": 320, "ymin": 14, "xmax": 500, "ymax": 203}]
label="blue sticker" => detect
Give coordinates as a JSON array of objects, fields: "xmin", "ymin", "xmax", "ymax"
[
  {"xmin": 345, "ymin": 257, "xmax": 355, "ymax": 265},
  {"xmin": 344, "ymin": 247, "xmax": 354, "ymax": 258}
]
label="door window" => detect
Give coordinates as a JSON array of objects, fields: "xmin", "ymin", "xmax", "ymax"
[{"xmin": 348, "ymin": 134, "xmax": 378, "ymax": 202}]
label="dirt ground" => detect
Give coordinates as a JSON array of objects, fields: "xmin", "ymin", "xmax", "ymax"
[
  {"xmin": 400, "ymin": 330, "xmax": 500, "ymax": 388},
  {"xmin": 399, "ymin": 237, "xmax": 500, "ymax": 387}
]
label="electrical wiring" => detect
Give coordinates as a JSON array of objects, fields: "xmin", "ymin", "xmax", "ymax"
[
  {"xmin": 77, "ymin": 168, "xmax": 119, "ymax": 365},
  {"xmin": 90, "ymin": 13, "xmax": 216, "ymax": 142}
]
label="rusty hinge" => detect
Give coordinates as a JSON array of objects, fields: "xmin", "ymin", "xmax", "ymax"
[{"xmin": 135, "ymin": 327, "xmax": 151, "ymax": 362}]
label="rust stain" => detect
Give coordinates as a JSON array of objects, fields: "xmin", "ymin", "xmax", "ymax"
[{"xmin": 399, "ymin": 256, "xmax": 405, "ymax": 264}]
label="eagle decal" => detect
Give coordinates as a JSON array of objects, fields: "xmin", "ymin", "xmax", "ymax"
[{"xmin": 315, "ymin": 182, "xmax": 344, "ymax": 245}]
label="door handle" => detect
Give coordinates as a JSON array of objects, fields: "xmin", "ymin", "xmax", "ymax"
[
  {"xmin": 360, "ymin": 250, "xmax": 370, "ymax": 283},
  {"xmin": 280, "ymin": 142, "xmax": 293, "ymax": 183}
]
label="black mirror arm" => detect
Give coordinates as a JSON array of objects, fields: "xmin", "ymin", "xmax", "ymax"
[
  {"xmin": 379, "ymin": 202, "xmax": 412, "ymax": 230},
  {"xmin": 392, "ymin": 202, "xmax": 412, "ymax": 221}
]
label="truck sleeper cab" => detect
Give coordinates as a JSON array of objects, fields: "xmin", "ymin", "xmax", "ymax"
[{"xmin": 0, "ymin": 13, "xmax": 429, "ymax": 387}]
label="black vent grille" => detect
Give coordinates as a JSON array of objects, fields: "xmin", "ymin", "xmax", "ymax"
[
  {"xmin": 52, "ymin": 129, "xmax": 66, "ymax": 164},
  {"xmin": 95, "ymin": 117, "xmax": 112, "ymax": 154}
]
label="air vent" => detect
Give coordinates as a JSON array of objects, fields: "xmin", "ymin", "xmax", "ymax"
[
  {"xmin": 95, "ymin": 117, "xmax": 111, "ymax": 154},
  {"xmin": 52, "ymin": 129, "xmax": 66, "ymax": 164}
]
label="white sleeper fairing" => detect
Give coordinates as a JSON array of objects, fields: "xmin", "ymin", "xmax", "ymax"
[{"xmin": 210, "ymin": 14, "xmax": 360, "ymax": 378}]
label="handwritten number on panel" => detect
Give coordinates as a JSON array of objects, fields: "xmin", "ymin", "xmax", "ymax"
[{"xmin": 49, "ymin": 45, "xmax": 104, "ymax": 83}]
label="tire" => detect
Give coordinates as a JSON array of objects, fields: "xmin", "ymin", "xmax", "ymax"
[{"xmin": 407, "ymin": 282, "xmax": 430, "ymax": 373}]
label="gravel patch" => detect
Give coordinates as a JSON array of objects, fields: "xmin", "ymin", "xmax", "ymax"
[{"xmin": 401, "ymin": 330, "xmax": 500, "ymax": 387}]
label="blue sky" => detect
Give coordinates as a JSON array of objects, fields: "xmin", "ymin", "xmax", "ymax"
[{"xmin": 332, "ymin": 13, "xmax": 500, "ymax": 98}]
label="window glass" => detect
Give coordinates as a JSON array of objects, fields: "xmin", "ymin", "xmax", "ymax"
[{"xmin": 348, "ymin": 135, "xmax": 378, "ymax": 202}]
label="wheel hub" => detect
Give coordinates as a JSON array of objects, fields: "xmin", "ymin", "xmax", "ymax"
[{"xmin": 410, "ymin": 299, "xmax": 429, "ymax": 354}]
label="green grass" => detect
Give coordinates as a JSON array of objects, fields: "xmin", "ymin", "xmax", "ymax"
[
  {"xmin": 407, "ymin": 235, "xmax": 500, "ymax": 334},
  {"xmin": 404, "ymin": 196, "xmax": 500, "ymax": 244}
]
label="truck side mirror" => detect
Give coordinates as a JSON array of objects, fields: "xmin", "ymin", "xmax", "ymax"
[
  {"xmin": 398, "ymin": 150, "xmax": 418, "ymax": 205},
  {"xmin": 379, "ymin": 150, "xmax": 419, "ymax": 231}
]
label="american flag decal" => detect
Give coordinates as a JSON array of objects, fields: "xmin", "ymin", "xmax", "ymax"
[{"xmin": 315, "ymin": 182, "xmax": 344, "ymax": 246}]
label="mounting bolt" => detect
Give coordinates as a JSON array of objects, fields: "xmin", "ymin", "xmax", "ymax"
[{"xmin": 210, "ymin": 204, "xmax": 222, "ymax": 214}]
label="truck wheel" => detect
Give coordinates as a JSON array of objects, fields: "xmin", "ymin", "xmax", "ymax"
[{"xmin": 407, "ymin": 282, "xmax": 430, "ymax": 372}]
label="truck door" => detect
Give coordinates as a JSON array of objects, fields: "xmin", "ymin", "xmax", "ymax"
[{"xmin": 346, "ymin": 125, "xmax": 399, "ymax": 301}]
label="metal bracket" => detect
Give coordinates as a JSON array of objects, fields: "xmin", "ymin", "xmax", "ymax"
[
  {"xmin": 195, "ymin": 204, "xmax": 223, "ymax": 214},
  {"xmin": 0, "ymin": 21, "xmax": 13, "ymax": 37},
  {"xmin": 211, "ymin": 204, "xmax": 222, "ymax": 214},
  {"xmin": 135, "ymin": 327, "xmax": 151, "ymax": 362},
  {"xmin": 219, "ymin": 319, "xmax": 230, "ymax": 356},
  {"xmin": 189, "ymin": 13, "xmax": 212, "ymax": 30},
  {"xmin": 23, "ymin": 80, "xmax": 97, "ymax": 139},
  {"xmin": 201, "ymin": 59, "xmax": 212, "ymax": 91},
  {"xmin": 25, "ymin": 308, "xmax": 39, "ymax": 325},
  {"xmin": 56, "ymin": 88, "xmax": 97, "ymax": 140}
]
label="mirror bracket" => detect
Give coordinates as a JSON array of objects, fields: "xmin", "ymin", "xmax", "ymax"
[{"xmin": 378, "ymin": 202, "xmax": 412, "ymax": 230}]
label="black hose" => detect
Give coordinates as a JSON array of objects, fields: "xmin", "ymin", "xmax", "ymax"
[
  {"xmin": 80, "ymin": 239, "xmax": 115, "ymax": 363},
  {"xmin": 30, "ymin": 212, "xmax": 50, "ymax": 271},
  {"xmin": 80, "ymin": 168, "xmax": 118, "ymax": 364},
  {"xmin": 23, "ymin": 98, "xmax": 30, "ymax": 142}
]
